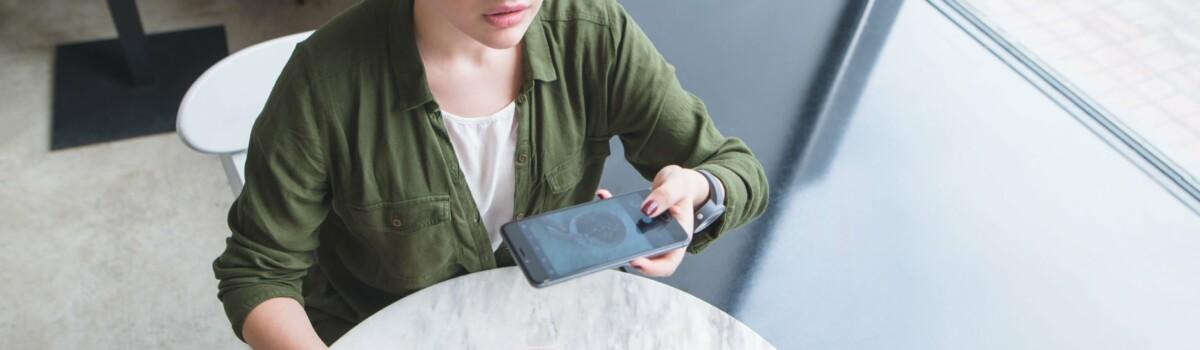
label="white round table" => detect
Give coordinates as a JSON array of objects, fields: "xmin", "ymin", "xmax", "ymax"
[{"xmin": 331, "ymin": 267, "xmax": 775, "ymax": 349}]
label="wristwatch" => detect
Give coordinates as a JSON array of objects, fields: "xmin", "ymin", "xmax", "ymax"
[{"xmin": 693, "ymin": 170, "xmax": 726, "ymax": 234}]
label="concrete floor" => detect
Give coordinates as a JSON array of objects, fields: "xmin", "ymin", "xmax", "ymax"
[{"xmin": 0, "ymin": 0, "xmax": 356, "ymax": 348}]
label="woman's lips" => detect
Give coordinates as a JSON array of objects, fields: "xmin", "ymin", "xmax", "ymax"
[{"xmin": 483, "ymin": 5, "xmax": 527, "ymax": 28}]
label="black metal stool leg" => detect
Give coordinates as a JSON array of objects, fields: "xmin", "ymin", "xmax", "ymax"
[{"xmin": 105, "ymin": 0, "xmax": 156, "ymax": 87}]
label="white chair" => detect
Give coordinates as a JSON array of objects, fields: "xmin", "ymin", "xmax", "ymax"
[{"xmin": 177, "ymin": 31, "xmax": 314, "ymax": 195}]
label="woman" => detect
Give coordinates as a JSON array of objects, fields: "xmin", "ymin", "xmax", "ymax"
[{"xmin": 213, "ymin": 0, "xmax": 769, "ymax": 347}]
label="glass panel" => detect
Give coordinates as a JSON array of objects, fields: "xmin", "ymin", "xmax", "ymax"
[
  {"xmin": 963, "ymin": 0, "xmax": 1200, "ymax": 185},
  {"xmin": 734, "ymin": 1, "xmax": 1200, "ymax": 348}
]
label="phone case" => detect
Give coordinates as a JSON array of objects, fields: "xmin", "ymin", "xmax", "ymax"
[{"xmin": 501, "ymin": 190, "xmax": 690, "ymax": 288}]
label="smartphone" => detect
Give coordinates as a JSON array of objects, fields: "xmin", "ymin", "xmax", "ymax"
[{"xmin": 501, "ymin": 189, "xmax": 691, "ymax": 288}]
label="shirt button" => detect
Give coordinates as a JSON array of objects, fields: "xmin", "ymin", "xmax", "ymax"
[
  {"xmin": 517, "ymin": 94, "xmax": 528, "ymax": 104},
  {"xmin": 474, "ymin": 216, "xmax": 481, "ymax": 223},
  {"xmin": 391, "ymin": 216, "xmax": 403, "ymax": 228},
  {"xmin": 517, "ymin": 153, "xmax": 529, "ymax": 163}
]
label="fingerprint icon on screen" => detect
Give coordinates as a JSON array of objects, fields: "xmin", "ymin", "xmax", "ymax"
[{"xmin": 571, "ymin": 211, "xmax": 626, "ymax": 246}]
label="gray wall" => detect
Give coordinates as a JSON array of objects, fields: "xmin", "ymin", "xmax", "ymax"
[{"xmin": 604, "ymin": 0, "xmax": 855, "ymax": 309}]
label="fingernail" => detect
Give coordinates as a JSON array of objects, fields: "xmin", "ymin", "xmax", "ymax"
[{"xmin": 641, "ymin": 201, "xmax": 658, "ymax": 216}]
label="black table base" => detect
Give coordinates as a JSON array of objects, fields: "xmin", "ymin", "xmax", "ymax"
[
  {"xmin": 50, "ymin": 0, "xmax": 229, "ymax": 150},
  {"xmin": 50, "ymin": 26, "xmax": 228, "ymax": 150}
]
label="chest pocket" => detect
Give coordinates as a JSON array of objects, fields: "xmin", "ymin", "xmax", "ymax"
[
  {"xmin": 345, "ymin": 195, "xmax": 450, "ymax": 233},
  {"xmin": 543, "ymin": 137, "xmax": 611, "ymax": 208},
  {"xmin": 337, "ymin": 194, "xmax": 458, "ymax": 285}
]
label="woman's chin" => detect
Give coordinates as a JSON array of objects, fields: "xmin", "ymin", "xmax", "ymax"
[{"xmin": 469, "ymin": 27, "xmax": 529, "ymax": 50}]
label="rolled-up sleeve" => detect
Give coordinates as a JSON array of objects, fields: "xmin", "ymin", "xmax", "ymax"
[
  {"xmin": 604, "ymin": 3, "xmax": 769, "ymax": 254},
  {"xmin": 212, "ymin": 42, "xmax": 330, "ymax": 340}
]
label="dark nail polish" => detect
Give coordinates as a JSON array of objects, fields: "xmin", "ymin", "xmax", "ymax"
[{"xmin": 641, "ymin": 202, "xmax": 658, "ymax": 216}]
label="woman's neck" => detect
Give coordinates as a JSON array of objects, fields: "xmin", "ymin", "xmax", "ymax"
[
  {"xmin": 413, "ymin": 0, "xmax": 511, "ymax": 64},
  {"xmin": 411, "ymin": 0, "xmax": 524, "ymax": 117}
]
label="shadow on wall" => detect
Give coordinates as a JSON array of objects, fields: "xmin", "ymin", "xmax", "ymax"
[{"xmin": 601, "ymin": 0, "xmax": 898, "ymax": 312}]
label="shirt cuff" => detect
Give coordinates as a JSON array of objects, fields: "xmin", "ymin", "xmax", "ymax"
[
  {"xmin": 220, "ymin": 285, "xmax": 306, "ymax": 341},
  {"xmin": 687, "ymin": 163, "xmax": 742, "ymax": 254}
]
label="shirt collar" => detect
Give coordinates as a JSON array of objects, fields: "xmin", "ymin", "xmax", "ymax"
[
  {"xmin": 522, "ymin": 16, "xmax": 558, "ymax": 84},
  {"xmin": 387, "ymin": 0, "xmax": 557, "ymax": 112}
]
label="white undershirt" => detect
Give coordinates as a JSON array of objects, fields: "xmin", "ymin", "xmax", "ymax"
[{"xmin": 440, "ymin": 102, "xmax": 517, "ymax": 251}]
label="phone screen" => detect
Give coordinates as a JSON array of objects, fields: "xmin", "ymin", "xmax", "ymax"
[{"xmin": 514, "ymin": 190, "xmax": 688, "ymax": 279}]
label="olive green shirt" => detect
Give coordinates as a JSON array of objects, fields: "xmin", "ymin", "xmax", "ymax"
[{"xmin": 213, "ymin": 0, "xmax": 769, "ymax": 343}]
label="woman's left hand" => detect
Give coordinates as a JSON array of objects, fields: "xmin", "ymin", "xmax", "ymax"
[{"xmin": 595, "ymin": 165, "xmax": 710, "ymax": 277}]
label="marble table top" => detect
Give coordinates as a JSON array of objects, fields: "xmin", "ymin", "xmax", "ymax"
[{"xmin": 331, "ymin": 267, "xmax": 774, "ymax": 349}]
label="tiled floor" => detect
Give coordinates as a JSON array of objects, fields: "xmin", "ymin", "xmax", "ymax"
[
  {"xmin": 966, "ymin": 0, "xmax": 1200, "ymax": 182},
  {"xmin": 0, "ymin": 0, "xmax": 355, "ymax": 348}
]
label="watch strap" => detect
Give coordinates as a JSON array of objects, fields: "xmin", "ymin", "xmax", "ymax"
[{"xmin": 693, "ymin": 170, "xmax": 726, "ymax": 233}]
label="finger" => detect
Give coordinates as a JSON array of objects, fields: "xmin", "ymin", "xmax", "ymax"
[
  {"xmin": 638, "ymin": 248, "xmax": 683, "ymax": 267},
  {"xmin": 595, "ymin": 188, "xmax": 613, "ymax": 200},
  {"xmin": 645, "ymin": 245, "xmax": 686, "ymax": 261},
  {"xmin": 651, "ymin": 165, "xmax": 680, "ymax": 189},
  {"xmin": 640, "ymin": 184, "xmax": 685, "ymax": 218},
  {"xmin": 642, "ymin": 165, "xmax": 686, "ymax": 216},
  {"xmin": 629, "ymin": 257, "xmax": 652, "ymax": 269},
  {"xmin": 628, "ymin": 257, "xmax": 653, "ymax": 274},
  {"xmin": 631, "ymin": 249, "xmax": 685, "ymax": 277},
  {"xmin": 630, "ymin": 260, "xmax": 665, "ymax": 277},
  {"xmin": 639, "ymin": 187, "xmax": 666, "ymax": 217}
]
